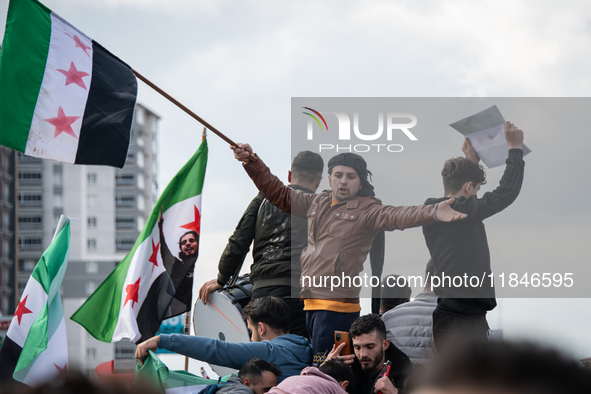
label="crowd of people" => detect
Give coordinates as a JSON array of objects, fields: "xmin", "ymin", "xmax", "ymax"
[{"xmin": 133, "ymin": 121, "xmax": 591, "ymax": 393}]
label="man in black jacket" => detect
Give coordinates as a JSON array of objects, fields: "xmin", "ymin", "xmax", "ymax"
[
  {"xmin": 423, "ymin": 121, "xmax": 525, "ymax": 350},
  {"xmin": 324, "ymin": 314, "xmax": 410, "ymax": 394},
  {"xmin": 199, "ymin": 151, "xmax": 324, "ymax": 338}
]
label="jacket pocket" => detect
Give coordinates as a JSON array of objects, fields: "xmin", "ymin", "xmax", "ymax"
[{"xmin": 327, "ymin": 211, "xmax": 358, "ymax": 239}]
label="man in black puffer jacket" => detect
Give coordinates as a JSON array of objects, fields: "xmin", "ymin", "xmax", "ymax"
[{"xmin": 199, "ymin": 151, "xmax": 324, "ymax": 338}]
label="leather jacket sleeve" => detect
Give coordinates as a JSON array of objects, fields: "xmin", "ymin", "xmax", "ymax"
[
  {"xmin": 217, "ymin": 193, "xmax": 264, "ymax": 286},
  {"xmin": 244, "ymin": 156, "xmax": 316, "ymax": 219},
  {"xmin": 364, "ymin": 202, "xmax": 437, "ymax": 230}
]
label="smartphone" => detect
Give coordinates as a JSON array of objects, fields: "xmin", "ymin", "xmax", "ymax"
[{"xmin": 334, "ymin": 331, "xmax": 352, "ymax": 356}]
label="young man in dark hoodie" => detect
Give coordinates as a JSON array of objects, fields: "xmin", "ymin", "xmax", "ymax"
[{"xmin": 422, "ymin": 121, "xmax": 525, "ymax": 350}]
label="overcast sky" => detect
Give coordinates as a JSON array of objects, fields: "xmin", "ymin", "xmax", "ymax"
[{"xmin": 2, "ymin": 0, "xmax": 591, "ymax": 365}]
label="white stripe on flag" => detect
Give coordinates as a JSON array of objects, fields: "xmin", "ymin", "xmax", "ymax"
[
  {"xmin": 112, "ymin": 195, "xmax": 201, "ymax": 342},
  {"xmin": 6, "ymin": 278, "xmax": 47, "ymax": 347},
  {"xmin": 26, "ymin": 12, "xmax": 92, "ymax": 163},
  {"xmin": 21, "ymin": 317, "xmax": 68, "ymax": 387}
]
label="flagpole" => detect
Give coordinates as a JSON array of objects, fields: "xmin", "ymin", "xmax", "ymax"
[
  {"xmin": 182, "ymin": 127, "xmax": 206, "ymax": 373},
  {"xmin": 132, "ymin": 69, "xmax": 257, "ymax": 162}
]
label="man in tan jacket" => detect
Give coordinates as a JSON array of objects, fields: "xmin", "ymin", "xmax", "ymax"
[{"xmin": 232, "ymin": 144, "xmax": 466, "ymax": 365}]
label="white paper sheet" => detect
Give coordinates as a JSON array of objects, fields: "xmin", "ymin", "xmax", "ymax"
[{"xmin": 450, "ymin": 105, "xmax": 531, "ymax": 168}]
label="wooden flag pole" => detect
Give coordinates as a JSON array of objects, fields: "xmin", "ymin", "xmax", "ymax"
[
  {"xmin": 184, "ymin": 310, "xmax": 191, "ymax": 372},
  {"xmin": 132, "ymin": 69, "xmax": 257, "ymax": 161}
]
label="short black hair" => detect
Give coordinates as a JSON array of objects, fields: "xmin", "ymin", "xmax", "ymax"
[
  {"xmin": 380, "ymin": 274, "xmax": 411, "ymax": 312},
  {"xmin": 319, "ymin": 359, "xmax": 355, "ymax": 393},
  {"xmin": 441, "ymin": 157, "xmax": 486, "ymax": 195},
  {"xmin": 420, "ymin": 340, "xmax": 591, "ymax": 394},
  {"xmin": 349, "ymin": 314, "xmax": 386, "ymax": 341},
  {"xmin": 291, "ymin": 151, "xmax": 323, "ymax": 184},
  {"xmin": 242, "ymin": 296, "xmax": 291, "ymax": 333},
  {"xmin": 238, "ymin": 358, "xmax": 282, "ymax": 384}
]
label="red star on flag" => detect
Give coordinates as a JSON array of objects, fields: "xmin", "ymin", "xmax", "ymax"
[
  {"xmin": 124, "ymin": 278, "xmax": 141, "ymax": 308},
  {"xmin": 65, "ymin": 33, "xmax": 91, "ymax": 56},
  {"xmin": 56, "ymin": 62, "xmax": 89, "ymax": 90},
  {"xmin": 149, "ymin": 239, "xmax": 160, "ymax": 272},
  {"xmin": 54, "ymin": 363, "xmax": 68, "ymax": 380},
  {"xmin": 45, "ymin": 106, "xmax": 80, "ymax": 139},
  {"xmin": 180, "ymin": 205, "xmax": 201, "ymax": 235},
  {"xmin": 475, "ymin": 135, "xmax": 485, "ymax": 146},
  {"xmin": 14, "ymin": 295, "xmax": 33, "ymax": 325}
]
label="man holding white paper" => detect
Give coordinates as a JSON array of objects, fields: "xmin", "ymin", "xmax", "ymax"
[{"xmin": 422, "ymin": 121, "xmax": 525, "ymax": 350}]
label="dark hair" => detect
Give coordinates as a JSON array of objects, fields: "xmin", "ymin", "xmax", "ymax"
[
  {"xmin": 319, "ymin": 359, "xmax": 355, "ymax": 393},
  {"xmin": 420, "ymin": 340, "xmax": 591, "ymax": 394},
  {"xmin": 380, "ymin": 274, "xmax": 411, "ymax": 312},
  {"xmin": 441, "ymin": 157, "xmax": 486, "ymax": 196},
  {"xmin": 350, "ymin": 314, "xmax": 386, "ymax": 341},
  {"xmin": 242, "ymin": 296, "xmax": 291, "ymax": 333},
  {"xmin": 238, "ymin": 358, "xmax": 282, "ymax": 384},
  {"xmin": 291, "ymin": 151, "xmax": 324, "ymax": 184}
]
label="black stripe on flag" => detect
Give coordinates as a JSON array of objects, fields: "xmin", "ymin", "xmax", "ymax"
[
  {"xmin": 0, "ymin": 335, "xmax": 25, "ymax": 388},
  {"xmin": 75, "ymin": 41, "xmax": 137, "ymax": 169},
  {"xmin": 136, "ymin": 272, "xmax": 175, "ymax": 343}
]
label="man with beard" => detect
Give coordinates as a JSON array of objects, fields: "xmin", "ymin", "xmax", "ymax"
[
  {"xmin": 159, "ymin": 215, "xmax": 199, "ymax": 313},
  {"xmin": 325, "ymin": 314, "xmax": 410, "ymax": 394}
]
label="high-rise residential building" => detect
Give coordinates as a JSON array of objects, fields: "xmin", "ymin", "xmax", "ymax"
[
  {"xmin": 7, "ymin": 103, "xmax": 159, "ymax": 375},
  {"xmin": 0, "ymin": 147, "xmax": 16, "ymax": 317}
]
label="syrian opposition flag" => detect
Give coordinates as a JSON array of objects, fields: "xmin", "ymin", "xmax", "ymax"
[
  {"xmin": 136, "ymin": 350, "xmax": 230, "ymax": 393},
  {"xmin": 0, "ymin": 216, "xmax": 70, "ymax": 387},
  {"xmin": 71, "ymin": 139, "xmax": 208, "ymax": 344},
  {"xmin": 0, "ymin": 0, "xmax": 137, "ymax": 168}
]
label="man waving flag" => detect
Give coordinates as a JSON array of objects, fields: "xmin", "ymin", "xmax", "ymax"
[
  {"xmin": 72, "ymin": 139, "xmax": 208, "ymax": 343},
  {"xmin": 0, "ymin": 216, "xmax": 71, "ymax": 387}
]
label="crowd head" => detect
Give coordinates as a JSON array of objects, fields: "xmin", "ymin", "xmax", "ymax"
[
  {"xmin": 349, "ymin": 314, "xmax": 389, "ymax": 375},
  {"xmin": 242, "ymin": 296, "xmax": 291, "ymax": 341},
  {"xmin": 238, "ymin": 358, "xmax": 282, "ymax": 394}
]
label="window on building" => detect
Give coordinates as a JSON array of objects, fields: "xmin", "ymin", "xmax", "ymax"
[
  {"xmin": 21, "ymin": 260, "xmax": 36, "ymax": 272},
  {"xmin": 86, "ymin": 261, "xmax": 98, "ymax": 274},
  {"xmin": 137, "ymin": 153, "xmax": 144, "ymax": 169},
  {"xmin": 116, "ymin": 174, "xmax": 135, "ymax": 185},
  {"xmin": 116, "ymin": 217, "xmax": 134, "ymax": 228},
  {"xmin": 87, "ymin": 239, "xmax": 97, "ymax": 251},
  {"xmin": 18, "ymin": 172, "xmax": 42, "ymax": 184},
  {"xmin": 19, "ymin": 194, "xmax": 42, "ymax": 206},
  {"xmin": 2, "ymin": 240, "xmax": 9, "ymax": 259},
  {"xmin": 137, "ymin": 217, "xmax": 144, "ymax": 232},
  {"xmin": 135, "ymin": 107, "xmax": 144, "ymax": 126},
  {"xmin": 53, "ymin": 193, "xmax": 63, "ymax": 207},
  {"xmin": 3, "ymin": 212, "xmax": 10, "ymax": 229},
  {"xmin": 87, "ymin": 173, "xmax": 97, "ymax": 185},
  {"xmin": 87, "ymin": 347, "xmax": 96, "ymax": 360},
  {"xmin": 87, "ymin": 194, "xmax": 97, "ymax": 207},
  {"xmin": 19, "ymin": 215, "xmax": 41, "ymax": 228},
  {"xmin": 115, "ymin": 195, "xmax": 135, "ymax": 207},
  {"xmin": 3, "ymin": 184, "xmax": 10, "ymax": 201},
  {"xmin": 87, "ymin": 217, "xmax": 97, "ymax": 229},
  {"xmin": 137, "ymin": 174, "xmax": 144, "ymax": 190},
  {"xmin": 19, "ymin": 237, "xmax": 42, "ymax": 250},
  {"xmin": 126, "ymin": 152, "xmax": 135, "ymax": 164},
  {"xmin": 53, "ymin": 171, "xmax": 63, "ymax": 185},
  {"xmin": 116, "ymin": 239, "xmax": 135, "ymax": 250}
]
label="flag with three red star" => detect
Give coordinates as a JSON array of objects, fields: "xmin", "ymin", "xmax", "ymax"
[
  {"xmin": 71, "ymin": 139, "xmax": 208, "ymax": 344},
  {"xmin": 0, "ymin": 216, "xmax": 71, "ymax": 387},
  {"xmin": 0, "ymin": 0, "xmax": 136, "ymax": 168}
]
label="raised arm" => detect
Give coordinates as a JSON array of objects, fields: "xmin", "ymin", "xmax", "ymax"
[
  {"xmin": 455, "ymin": 121, "xmax": 525, "ymax": 222},
  {"xmin": 231, "ymin": 143, "xmax": 316, "ymax": 218}
]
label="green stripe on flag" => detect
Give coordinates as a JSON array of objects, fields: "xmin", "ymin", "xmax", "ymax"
[
  {"xmin": 14, "ymin": 220, "xmax": 70, "ymax": 375},
  {"xmin": 0, "ymin": 0, "xmax": 52, "ymax": 152},
  {"xmin": 71, "ymin": 140, "xmax": 208, "ymax": 342}
]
